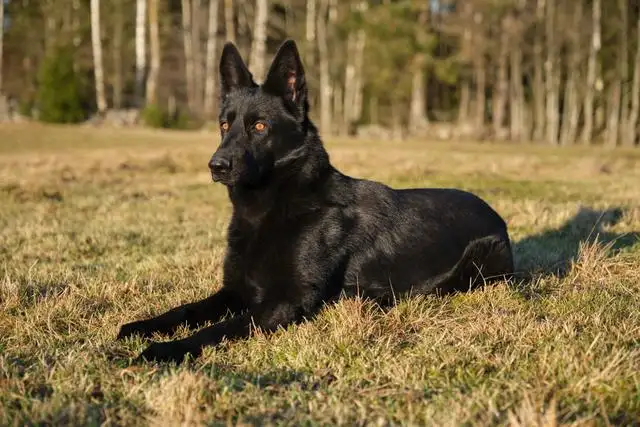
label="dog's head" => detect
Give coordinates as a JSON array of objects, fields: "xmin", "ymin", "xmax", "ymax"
[{"xmin": 209, "ymin": 40, "xmax": 311, "ymax": 188}]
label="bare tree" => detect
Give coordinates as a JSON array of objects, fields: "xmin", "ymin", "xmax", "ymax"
[
  {"xmin": 112, "ymin": 0, "xmax": 124, "ymax": 108},
  {"xmin": 305, "ymin": 0, "xmax": 316, "ymax": 69},
  {"xmin": 192, "ymin": 0, "xmax": 204, "ymax": 113},
  {"xmin": 626, "ymin": 16, "xmax": 640, "ymax": 147},
  {"xmin": 408, "ymin": 3, "xmax": 430, "ymax": 135},
  {"xmin": 457, "ymin": 2, "xmax": 473, "ymax": 125},
  {"xmin": 509, "ymin": 13, "xmax": 526, "ymax": 142},
  {"xmin": 604, "ymin": 0, "xmax": 629, "ymax": 148},
  {"xmin": 317, "ymin": 0, "xmax": 332, "ymax": 136},
  {"xmin": 91, "ymin": 0, "xmax": 107, "ymax": 113},
  {"xmin": 532, "ymin": 0, "xmax": 545, "ymax": 141},
  {"xmin": 204, "ymin": 0, "xmax": 220, "ymax": 118},
  {"xmin": 182, "ymin": 0, "xmax": 196, "ymax": 113},
  {"xmin": 544, "ymin": 0, "xmax": 560, "ymax": 145},
  {"xmin": 249, "ymin": 0, "xmax": 268, "ymax": 82},
  {"xmin": 493, "ymin": 14, "xmax": 510, "ymax": 139},
  {"xmin": 560, "ymin": 1, "xmax": 583, "ymax": 146},
  {"xmin": 224, "ymin": 0, "xmax": 235, "ymax": 43},
  {"xmin": 342, "ymin": 1, "xmax": 368, "ymax": 135},
  {"xmin": 473, "ymin": 11, "xmax": 486, "ymax": 131},
  {"xmin": 0, "ymin": 0, "xmax": 4, "ymax": 95},
  {"xmin": 135, "ymin": 0, "xmax": 147, "ymax": 106},
  {"xmin": 146, "ymin": 0, "xmax": 161, "ymax": 106},
  {"xmin": 582, "ymin": 0, "xmax": 601, "ymax": 145}
]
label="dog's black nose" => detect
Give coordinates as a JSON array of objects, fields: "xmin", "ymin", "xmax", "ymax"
[{"xmin": 209, "ymin": 157, "xmax": 231, "ymax": 174}]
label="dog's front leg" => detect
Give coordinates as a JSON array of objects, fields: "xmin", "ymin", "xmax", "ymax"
[
  {"xmin": 137, "ymin": 302, "xmax": 304, "ymax": 364},
  {"xmin": 117, "ymin": 287, "xmax": 245, "ymax": 340}
]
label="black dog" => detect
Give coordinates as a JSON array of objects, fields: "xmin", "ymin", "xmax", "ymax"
[{"xmin": 117, "ymin": 40, "xmax": 514, "ymax": 363}]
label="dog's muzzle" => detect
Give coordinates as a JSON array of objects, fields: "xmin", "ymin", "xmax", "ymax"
[{"xmin": 208, "ymin": 155, "xmax": 232, "ymax": 182}]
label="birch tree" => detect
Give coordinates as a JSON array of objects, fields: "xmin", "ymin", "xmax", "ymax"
[
  {"xmin": 0, "ymin": 0, "xmax": 4, "ymax": 94},
  {"xmin": 544, "ymin": 0, "xmax": 560, "ymax": 145},
  {"xmin": 625, "ymin": 15, "xmax": 640, "ymax": 147},
  {"xmin": 135, "ymin": 0, "xmax": 147, "ymax": 106},
  {"xmin": 224, "ymin": 0, "xmax": 235, "ymax": 43},
  {"xmin": 182, "ymin": 0, "xmax": 196, "ymax": 113},
  {"xmin": 112, "ymin": 0, "xmax": 124, "ymax": 108},
  {"xmin": 582, "ymin": 0, "xmax": 601, "ymax": 145},
  {"xmin": 204, "ymin": 0, "xmax": 220, "ymax": 118},
  {"xmin": 317, "ymin": 0, "xmax": 332, "ymax": 136},
  {"xmin": 90, "ymin": 0, "xmax": 107, "ymax": 113},
  {"xmin": 146, "ymin": 0, "xmax": 160, "ymax": 106},
  {"xmin": 249, "ymin": 0, "xmax": 268, "ymax": 81},
  {"xmin": 408, "ymin": 2, "xmax": 430, "ymax": 135}
]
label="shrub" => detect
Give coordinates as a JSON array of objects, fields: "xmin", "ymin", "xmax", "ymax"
[
  {"xmin": 36, "ymin": 49, "xmax": 89, "ymax": 124},
  {"xmin": 141, "ymin": 104, "xmax": 192, "ymax": 130}
]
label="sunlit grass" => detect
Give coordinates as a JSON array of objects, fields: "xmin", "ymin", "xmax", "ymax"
[{"xmin": 1, "ymin": 124, "xmax": 639, "ymax": 425}]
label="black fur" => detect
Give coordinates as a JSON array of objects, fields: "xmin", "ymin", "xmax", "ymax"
[{"xmin": 117, "ymin": 40, "xmax": 514, "ymax": 363}]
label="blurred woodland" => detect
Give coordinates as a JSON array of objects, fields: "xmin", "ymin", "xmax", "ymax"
[{"xmin": 0, "ymin": 0, "xmax": 639, "ymax": 146}]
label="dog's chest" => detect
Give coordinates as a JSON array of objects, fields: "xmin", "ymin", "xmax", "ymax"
[{"xmin": 231, "ymin": 221, "xmax": 302, "ymax": 301}]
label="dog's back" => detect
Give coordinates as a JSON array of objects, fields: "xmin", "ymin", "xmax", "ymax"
[{"xmin": 312, "ymin": 174, "xmax": 513, "ymax": 301}]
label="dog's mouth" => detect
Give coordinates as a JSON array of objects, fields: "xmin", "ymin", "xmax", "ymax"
[{"xmin": 211, "ymin": 171, "xmax": 232, "ymax": 185}]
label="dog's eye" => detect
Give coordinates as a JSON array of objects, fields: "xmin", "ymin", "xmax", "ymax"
[
  {"xmin": 220, "ymin": 122, "xmax": 229, "ymax": 132},
  {"xmin": 254, "ymin": 121, "xmax": 268, "ymax": 132}
]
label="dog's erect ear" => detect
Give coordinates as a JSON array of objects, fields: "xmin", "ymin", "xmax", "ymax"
[
  {"xmin": 262, "ymin": 40, "xmax": 308, "ymax": 116},
  {"xmin": 219, "ymin": 42, "xmax": 257, "ymax": 98}
]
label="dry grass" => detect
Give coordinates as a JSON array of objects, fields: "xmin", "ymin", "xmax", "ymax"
[{"xmin": 1, "ymin": 124, "xmax": 639, "ymax": 426}]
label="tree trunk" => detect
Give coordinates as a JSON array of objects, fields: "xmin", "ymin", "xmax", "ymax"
[
  {"xmin": 352, "ymin": 9, "xmax": 366, "ymax": 124},
  {"xmin": 604, "ymin": 0, "xmax": 628, "ymax": 148},
  {"xmin": 112, "ymin": 0, "xmax": 124, "ymax": 108},
  {"xmin": 204, "ymin": 0, "xmax": 220, "ymax": 119},
  {"xmin": 305, "ymin": 0, "xmax": 316, "ymax": 70},
  {"xmin": 182, "ymin": 0, "xmax": 196, "ymax": 113},
  {"xmin": 457, "ymin": 3, "xmax": 472, "ymax": 126},
  {"xmin": 135, "ymin": 0, "xmax": 147, "ymax": 107},
  {"xmin": 342, "ymin": 34, "xmax": 356, "ymax": 136},
  {"xmin": 224, "ymin": 0, "xmax": 235, "ymax": 43},
  {"xmin": 532, "ymin": 0, "xmax": 545, "ymax": 141},
  {"xmin": 192, "ymin": 0, "xmax": 204, "ymax": 114},
  {"xmin": 544, "ymin": 0, "xmax": 560, "ymax": 145},
  {"xmin": 370, "ymin": 96, "xmax": 379, "ymax": 125},
  {"xmin": 510, "ymin": 36, "xmax": 526, "ymax": 142},
  {"xmin": 72, "ymin": 0, "xmax": 82, "ymax": 47},
  {"xmin": 341, "ymin": 2, "xmax": 367, "ymax": 136},
  {"xmin": 317, "ymin": 0, "xmax": 332, "ymax": 136},
  {"xmin": 91, "ymin": 0, "xmax": 107, "ymax": 113},
  {"xmin": 473, "ymin": 12, "xmax": 486, "ymax": 131},
  {"xmin": 458, "ymin": 80, "xmax": 471, "ymax": 124},
  {"xmin": 626, "ymin": 17, "xmax": 640, "ymax": 147},
  {"xmin": 560, "ymin": 1, "xmax": 582, "ymax": 146},
  {"xmin": 0, "ymin": 0, "xmax": 4, "ymax": 94},
  {"xmin": 618, "ymin": 0, "xmax": 629, "ymax": 146},
  {"xmin": 474, "ymin": 54, "xmax": 486, "ymax": 131},
  {"xmin": 146, "ymin": 0, "xmax": 161, "ymax": 106},
  {"xmin": 582, "ymin": 0, "xmax": 601, "ymax": 145},
  {"xmin": 605, "ymin": 84, "xmax": 621, "ymax": 147},
  {"xmin": 408, "ymin": 3, "xmax": 430, "ymax": 135},
  {"xmin": 333, "ymin": 84, "xmax": 343, "ymax": 135},
  {"xmin": 391, "ymin": 98, "xmax": 403, "ymax": 140},
  {"xmin": 236, "ymin": 1, "xmax": 250, "ymax": 57},
  {"xmin": 493, "ymin": 15, "xmax": 509, "ymax": 139},
  {"xmin": 249, "ymin": 0, "xmax": 268, "ymax": 82}
]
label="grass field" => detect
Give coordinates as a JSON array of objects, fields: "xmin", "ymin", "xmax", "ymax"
[{"xmin": 1, "ymin": 124, "xmax": 639, "ymax": 426}]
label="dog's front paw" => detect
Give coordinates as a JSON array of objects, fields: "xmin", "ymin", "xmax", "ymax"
[
  {"xmin": 136, "ymin": 341, "xmax": 193, "ymax": 364},
  {"xmin": 117, "ymin": 320, "xmax": 154, "ymax": 340}
]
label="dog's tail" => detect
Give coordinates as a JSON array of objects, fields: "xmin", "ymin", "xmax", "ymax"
[{"xmin": 413, "ymin": 234, "xmax": 514, "ymax": 296}]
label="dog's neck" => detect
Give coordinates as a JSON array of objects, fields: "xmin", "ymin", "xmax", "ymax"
[{"xmin": 228, "ymin": 134, "xmax": 333, "ymax": 226}]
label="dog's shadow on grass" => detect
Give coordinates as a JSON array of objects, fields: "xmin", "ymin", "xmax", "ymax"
[{"xmin": 511, "ymin": 206, "xmax": 639, "ymax": 287}]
